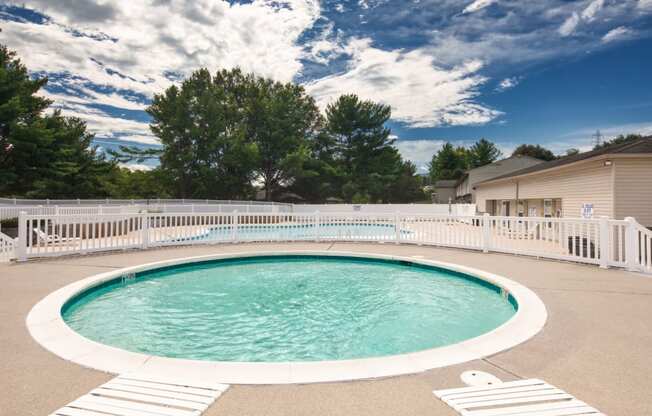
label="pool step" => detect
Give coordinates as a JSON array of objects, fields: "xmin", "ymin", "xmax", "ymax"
[
  {"xmin": 50, "ymin": 375, "xmax": 229, "ymax": 416},
  {"xmin": 434, "ymin": 378, "xmax": 606, "ymax": 415}
]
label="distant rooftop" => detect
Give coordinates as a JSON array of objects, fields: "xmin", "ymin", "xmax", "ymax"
[
  {"xmin": 434, "ymin": 180, "xmax": 458, "ymax": 188},
  {"xmin": 458, "ymin": 154, "xmax": 544, "ymax": 182},
  {"xmin": 478, "ymin": 136, "xmax": 652, "ymax": 184}
]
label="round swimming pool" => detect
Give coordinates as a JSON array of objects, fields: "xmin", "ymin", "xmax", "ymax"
[{"xmin": 62, "ymin": 255, "xmax": 517, "ymax": 362}]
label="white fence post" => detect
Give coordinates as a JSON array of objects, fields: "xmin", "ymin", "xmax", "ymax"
[
  {"xmin": 599, "ymin": 216, "xmax": 609, "ymax": 269},
  {"xmin": 394, "ymin": 211, "xmax": 401, "ymax": 243},
  {"xmin": 232, "ymin": 210, "xmax": 238, "ymax": 243},
  {"xmin": 315, "ymin": 210, "xmax": 321, "ymax": 242},
  {"xmin": 482, "ymin": 213, "xmax": 491, "ymax": 253},
  {"xmin": 142, "ymin": 213, "xmax": 150, "ymax": 249},
  {"xmin": 17, "ymin": 211, "xmax": 27, "ymax": 262},
  {"xmin": 624, "ymin": 217, "xmax": 638, "ymax": 272}
]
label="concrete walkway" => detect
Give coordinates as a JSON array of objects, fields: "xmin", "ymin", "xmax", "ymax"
[{"xmin": 1, "ymin": 242, "xmax": 651, "ymax": 415}]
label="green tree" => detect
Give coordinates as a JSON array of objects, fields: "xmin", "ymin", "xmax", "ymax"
[
  {"xmin": 289, "ymin": 131, "xmax": 344, "ymax": 202},
  {"xmin": 105, "ymin": 167, "xmax": 172, "ymax": 199},
  {"xmin": 594, "ymin": 134, "xmax": 643, "ymax": 150},
  {"xmin": 511, "ymin": 144, "xmax": 556, "ymax": 161},
  {"xmin": 0, "ymin": 44, "xmax": 51, "ymax": 191},
  {"xmin": 468, "ymin": 138, "xmax": 502, "ymax": 168},
  {"xmin": 325, "ymin": 94, "xmax": 404, "ymax": 202},
  {"xmin": 244, "ymin": 78, "xmax": 321, "ymax": 200},
  {"xmin": 0, "ymin": 43, "xmax": 117, "ymax": 198},
  {"xmin": 27, "ymin": 114, "xmax": 117, "ymax": 198},
  {"xmin": 387, "ymin": 161, "xmax": 425, "ymax": 202},
  {"xmin": 429, "ymin": 142, "xmax": 468, "ymax": 182},
  {"xmin": 147, "ymin": 68, "xmax": 258, "ymax": 199}
]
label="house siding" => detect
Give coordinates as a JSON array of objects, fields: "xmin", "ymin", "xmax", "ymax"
[
  {"xmin": 613, "ymin": 158, "xmax": 652, "ymax": 227},
  {"xmin": 458, "ymin": 156, "xmax": 543, "ymax": 203},
  {"xmin": 433, "ymin": 187, "xmax": 456, "ymax": 204},
  {"xmin": 456, "ymin": 177, "xmax": 471, "ymax": 199},
  {"xmin": 476, "ymin": 160, "xmax": 614, "ymax": 218},
  {"xmin": 476, "ymin": 182, "xmax": 517, "ymax": 213}
]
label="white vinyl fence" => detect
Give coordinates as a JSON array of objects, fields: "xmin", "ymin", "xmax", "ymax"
[
  {"xmin": 7, "ymin": 211, "xmax": 652, "ymax": 274},
  {"xmin": 0, "ymin": 197, "xmax": 292, "ymax": 206},
  {"xmin": 0, "ymin": 202, "xmax": 292, "ymax": 221},
  {"xmin": 0, "ymin": 231, "xmax": 15, "ymax": 263},
  {"xmin": 292, "ymin": 204, "xmax": 477, "ymax": 216},
  {"xmin": 1, "ymin": 201, "xmax": 470, "ymax": 220}
]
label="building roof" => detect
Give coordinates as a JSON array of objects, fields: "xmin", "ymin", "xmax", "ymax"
[
  {"xmin": 434, "ymin": 179, "xmax": 458, "ymax": 188},
  {"xmin": 477, "ymin": 136, "xmax": 652, "ymax": 185},
  {"xmin": 457, "ymin": 154, "xmax": 544, "ymax": 183}
]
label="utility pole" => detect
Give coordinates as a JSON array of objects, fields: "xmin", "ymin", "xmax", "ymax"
[{"xmin": 592, "ymin": 130, "xmax": 604, "ymax": 148}]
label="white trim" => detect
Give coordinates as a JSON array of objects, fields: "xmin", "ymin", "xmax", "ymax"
[{"xmin": 27, "ymin": 250, "xmax": 547, "ymax": 385}]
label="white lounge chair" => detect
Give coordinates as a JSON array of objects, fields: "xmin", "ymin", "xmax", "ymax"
[
  {"xmin": 33, "ymin": 228, "xmax": 78, "ymax": 244},
  {"xmin": 50, "ymin": 374, "xmax": 229, "ymax": 416},
  {"xmin": 434, "ymin": 377, "xmax": 605, "ymax": 415}
]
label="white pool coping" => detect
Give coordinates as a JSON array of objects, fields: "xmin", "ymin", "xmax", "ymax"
[{"xmin": 26, "ymin": 250, "xmax": 547, "ymax": 385}]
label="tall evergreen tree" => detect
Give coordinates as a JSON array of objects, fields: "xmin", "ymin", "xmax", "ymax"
[
  {"xmin": 325, "ymin": 94, "xmax": 403, "ymax": 202},
  {"xmin": 0, "ymin": 43, "xmax": 116, "ymax": 198},
  {"xmin": 428, "ymin": 142, "xmax": 468, "ymax": 182},
  {"xmin": 468, "ymin": 138, "xmax": 502, "ymax": 168}
]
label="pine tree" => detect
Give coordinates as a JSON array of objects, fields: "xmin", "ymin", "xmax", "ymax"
[
  {"xmin": 469, "ymin": 138, "xmax": 502, "ymax": 168},
  {"xmin": 0, "ymin": 43, "xmax": 116, "ymax": 197}
]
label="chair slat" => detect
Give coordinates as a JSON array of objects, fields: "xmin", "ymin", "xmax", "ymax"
[
  {"xmin": 435, "ymin": 379, "xmax": 546, "ymax": 398},
  {"xmin": 434, "ymin": 379, "xmax": 603, "ymax": 416},
  {"xmin": 449, "ymin": 388, "xmax": 566, "ymax": 406},
  {"xmin": 462, "ymin": 399, "xmax": 594, "ymax": 416}
]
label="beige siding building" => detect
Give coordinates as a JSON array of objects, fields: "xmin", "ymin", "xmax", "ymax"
[
  {"xmin": 433, "ymin": 180, "xmax": 457, "ymax": 204},
  {"xmin": 455, "ymin": 155, "xmax": 543, "ymax": 203},
  {"xmin": 475, "ymin": 137, "xmax": 652, "ymax": 227}
]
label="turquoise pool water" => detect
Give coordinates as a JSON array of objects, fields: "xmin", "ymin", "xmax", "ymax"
[
  {"xmin": 177, "ymin": 223, "xmax": 409, "ymax": 242},
  {"xmin": 62, "ymin": 256, "xmax": 517, "ymax": 362}
]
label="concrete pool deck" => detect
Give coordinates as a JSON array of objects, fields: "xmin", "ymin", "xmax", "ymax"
[{"xmin": 1, "ymin": 242, "xmax": 651, "ymax": 415}]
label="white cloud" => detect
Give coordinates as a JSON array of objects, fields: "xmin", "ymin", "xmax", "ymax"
[
  {"xmin": 638, "ymin": 0, "xmax": 652, "ymax": 10},
  {"xmin": 558, "ymin": 0, "xmax": 612, "ymax": 37},
  {"xmin": 462, "ymin": 0, "xmax": 495, "ymax": 14},
  {"xmin": 4, "ymin": 0, "xmax": 651, "ymax": 148},
  {"xmin": 42, "ymin": 89, "xmax": 146, "ymax": 112},
  {"xmin": 306, "ymin": 38, "xmax": 502, "ymax": 128},
  {"xmin": 602, "ymin": 26, "xmax": 633, "ymax": 43},
  {"xmin": 47, "ymin": 99, "xmax": 158, "ymax": 145},
  {"xmin": 120, "ymin": 163, "xmax": 154, "ymax": 172},
  {"xmin": 4, "ymin": 0, "xmax": 322, "ymax": 142},
  {"xmin": 581, "ymin": 0, "xmax": 605, "ymax": 21},
  {"xmin": 562, "ymin": 121, "xmax": 652, "ymax": 143},
  {"xmin": 394, "ymin": 138, "xmax": 519, "ymax": 172},
  {"xmin": 559, "ymin": 12, "xmax": 580, "ymax": 36},
  {"xmin": 395, "ymin": 139, "xmax": 446, "ymax": 171},
  {"xmin": 496, "ymin": 77, "xmax": 519, "ymax": 92}
]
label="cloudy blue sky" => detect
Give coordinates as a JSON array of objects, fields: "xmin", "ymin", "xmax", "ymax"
[{"xmin": 1, "ymin": 0, "xmax": 651, "ymax": 171}]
